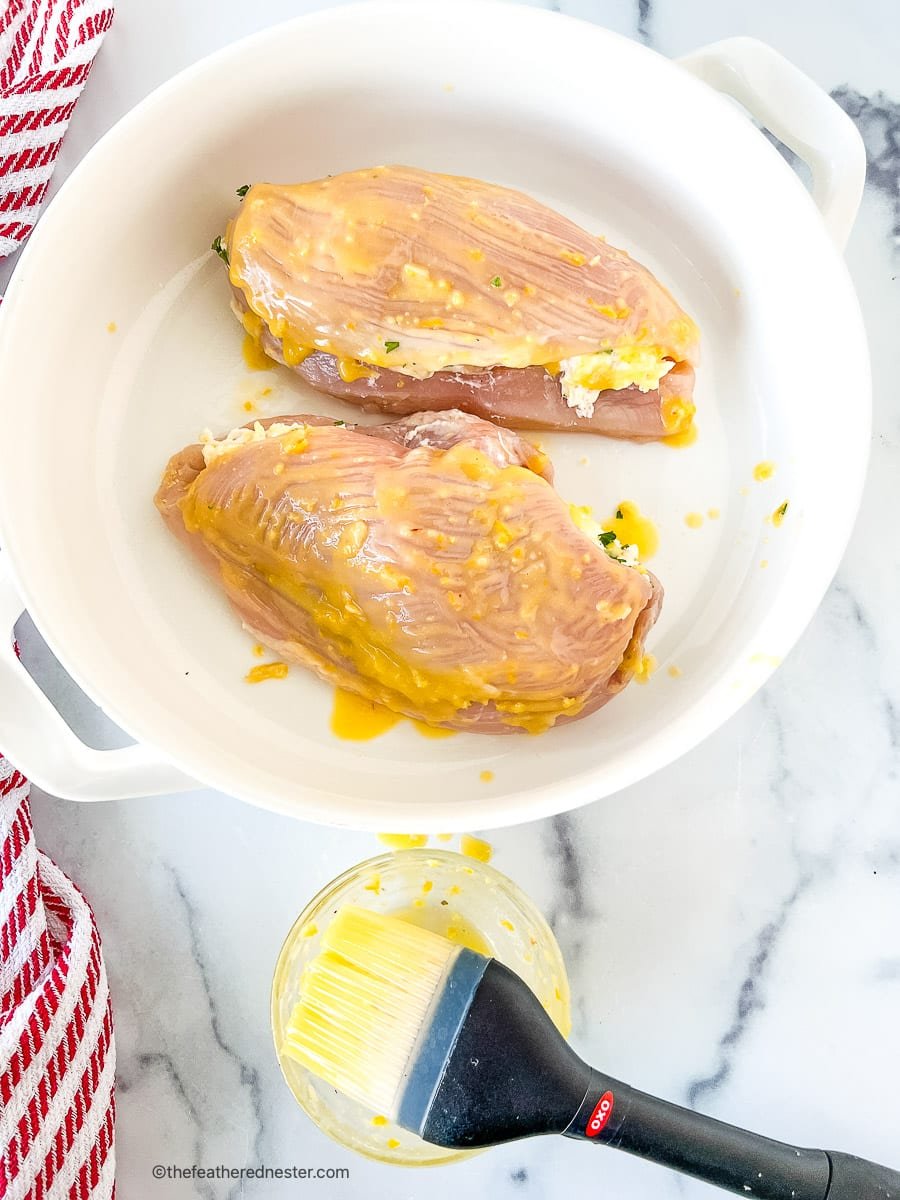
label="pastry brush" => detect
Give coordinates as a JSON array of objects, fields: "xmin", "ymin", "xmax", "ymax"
[{"xmin": 281, "ymin": 906, "xmax": 899, "ymax": 1198}]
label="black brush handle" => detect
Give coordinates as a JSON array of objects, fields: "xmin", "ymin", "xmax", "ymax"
[
  {"xmin": 825, "ymin": 1153, "xmax": 900, "ymax": 1198},
  {"xmin": 417, "ymin": 958, "xmax": 899, "ymax": 1197},
  {"xmin": 565, "ymin": 1070, "xmax": 900, "ymax": 1199}
]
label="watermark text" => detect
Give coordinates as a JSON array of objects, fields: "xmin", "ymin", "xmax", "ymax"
[{"xmin": 151, "ymin": 1164, "xmax": 350, "ymax": 1182}]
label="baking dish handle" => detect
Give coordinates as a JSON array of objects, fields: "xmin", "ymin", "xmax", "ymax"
[
  {"xmin": 678, "ymin": 36, "xmax": 865, "ymax": 251},
  {"xmin": 0, "ymin": 551, "xmax": 198, "ymax": 800}
]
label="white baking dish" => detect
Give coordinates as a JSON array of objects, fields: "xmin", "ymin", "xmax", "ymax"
[{"xmin": 0, "ymin": 1, "xmax": 868, "ymax": 830}]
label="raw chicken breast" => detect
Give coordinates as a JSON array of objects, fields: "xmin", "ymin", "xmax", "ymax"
[
  {"xmin": 223, "ymin": 165, "xmax": 698, "ymax": 439},
  {"xmin": 246, "ymin": 318, "xmax": 695, "ymax": 441},
  {"xmin": 155, "ymin": 410, "xmax": 662, "ymax": 734}
]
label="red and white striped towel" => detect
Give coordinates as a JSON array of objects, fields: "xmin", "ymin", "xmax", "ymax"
[
  {"xmin": 0, "ymin": 760, "xmax": 115, "ymax": 1199},
  {"xmin": 2, "ymin": 1, "xmax": 116, "ymax": 1196},
  {"xmin": 0, "ymin": 0, "xmax": 114, "ymax": 257}
]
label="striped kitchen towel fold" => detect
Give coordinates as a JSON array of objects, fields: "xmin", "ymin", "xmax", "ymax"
[
  {"xmin": 0, "ymin": 757, "xmax": 115, "ymax": 1199},
  {"xmin": 0, "ymin": 0, "xmax": 114, "ymax": 258},
  {"xmin": 2, "ymin": 2, "xmax": 116, "ymax": 1194},
  {"xmin": 0, "ymin": 763, "xmax": 116, "ymax": 1195}
]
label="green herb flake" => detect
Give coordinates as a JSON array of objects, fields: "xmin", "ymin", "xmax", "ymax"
[
  {"xmin": 384, "ymin": 340, "xmax": 400, "ymax": 353},
  {"xmin": 333, "ymin": 419, "xmax": 346, "ymax": 426},
  {"xmin": 236, "ymin": 184, "xmax": 250, "ymax": 198},
  {"xmin": 490, "ymin": 275, "xmax": 502, "ymax": 288},
  {"xmin": 598, "ymin": 530, "xmax": 617, "ymax": 547},
  {"xmin": 777, "ymin": 501, "xmax": 788, "ymax": 518},
  {"xmin": 211, "ymin": 235, "xmax": 229, "ymax": 265},
  {"xmin": 615, "ymin": 509, "xmax": 624, "ymax": 520}
]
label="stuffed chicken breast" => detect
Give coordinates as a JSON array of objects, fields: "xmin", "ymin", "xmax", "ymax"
[
  {"xmin": 221, "ymin": 166, "xmax": 699, "ymax": 440},
  {"xmin": 155, "ymin": 410, "xmax": 662, "ymax": 733}
]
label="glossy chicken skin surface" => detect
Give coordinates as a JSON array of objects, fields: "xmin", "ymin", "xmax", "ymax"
[
  {"xmin": 155, "ymin": 411, "xmax": 662, "ymax": 733},
  {"xmin": 225, "ymin": 165, "xmax": 698, "ymax": 439}
]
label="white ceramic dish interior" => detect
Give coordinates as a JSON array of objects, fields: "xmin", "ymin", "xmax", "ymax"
[{"xmin": 0, "ymin": 2, "xmax": 868, "ymax": 829}]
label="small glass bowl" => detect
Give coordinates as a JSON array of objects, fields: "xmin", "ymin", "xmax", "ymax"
[{"xmin": 271, "ymin": 849, "xmax": 571, "ymax": 1167}]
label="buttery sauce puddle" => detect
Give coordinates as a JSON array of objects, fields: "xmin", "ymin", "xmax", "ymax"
[
  {"xmin": 604, "ymin": 499, "xmax": 659, "ymax": 559},
  {"xmin": 330, "ymin": 688, "xmax": 456, "ymax": 741}
]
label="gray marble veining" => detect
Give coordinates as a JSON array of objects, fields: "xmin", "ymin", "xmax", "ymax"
[
  {"xmin": 833, "ymin": 87, "xmax": 900, "ymax": 245},
  {"xmin": 636, "ymin": 0, "xmax": 652, "ymax": 44},
  {"xmin": 685, "ymin": 875, "xmax": 811, "ymax": 1108}
]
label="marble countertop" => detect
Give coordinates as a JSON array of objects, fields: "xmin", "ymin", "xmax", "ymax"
[{"xmin": 9, "ymin": 0, "xmax": 900, "ymax": 1195}]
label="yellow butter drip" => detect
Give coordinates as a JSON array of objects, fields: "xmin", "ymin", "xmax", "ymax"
[
  {"xmin": 241, "ymin": 332, "xmax": 274, "ymax": 371},
  {"xmin": 331, "ymin": 688, "xmax": 402, "ymax": 740},
  {"xmin": 337, "ymin": 357, "xmax": 377, "ymax": 383},
  {"xmin": 770, "ymin": 501, "xmax": 789, "ymax": 527},
  {"xmin": 377, "ymin": 833, "xmax": 428, "ymax": 849},
  {"xmin": 330, "ymin": 690, "xmax": 456, "ymax": 741},
  {"xmin": 282, "ymin": 335, "xmax": 313, "ymax": 367},
  {"xmin": 460, "ymin": 834, "xmax": 493, "ymax": 863},
  {"xmin": 621, "ymin": 651, "xmax": 656, "ymax": 684},
  {"xmin": 606, "ymin": 500, "xmax": 659, "ymax": 559},
  {"xmin": 662, "ymin": 394, "xmax": 698, "ymax": 447},
  {"xmin": 245, "ymin": 661, "xmax": 288, "ymax": 683}
]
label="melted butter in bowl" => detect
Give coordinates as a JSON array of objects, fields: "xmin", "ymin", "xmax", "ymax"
[
  {"xmin": 388, "ymin": 906, "xmax": 493, "ymax": 957},
  {"xmin": 271, "ymin": 849, "xmax": 571, "ymax": 1166}
]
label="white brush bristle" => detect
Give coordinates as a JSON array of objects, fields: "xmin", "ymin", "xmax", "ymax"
[{"xmin": 281, "ymin": 906, "xmax": 458, "ymax": 1116}]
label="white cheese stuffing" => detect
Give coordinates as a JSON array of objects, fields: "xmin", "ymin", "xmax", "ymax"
[
  {"xmin": 610, "ymin": 539, "xmax": 639, "ymax": 568},
  {"xmin": 560, "ymin": 378, "xmax": 601, "ymax": 419},
  {"xmin": 199, "ymin": 421, "xmax": 305, "ymax": 465},
  {"xmin": 568, "ymin": 504, "xmax": 640, "ymax": 569},
  {"xmin": 559, "ymin": 348, "xmax": 675, "ymax": 419}
]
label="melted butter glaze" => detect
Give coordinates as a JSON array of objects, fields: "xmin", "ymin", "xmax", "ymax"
[
  {"xmin": 160, "ymin": 414, "xmax": 660, "ymax": 735},
  {"xmin": 606, "ymin": 500, "xmax": 659, "ymax": 559},
  {"xmin": 226, "ymin": 166, "xmax": 699, "ymax": 381}
]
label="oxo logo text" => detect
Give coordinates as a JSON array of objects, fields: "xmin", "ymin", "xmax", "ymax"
[{"xmin": 586, "ymin": 1091, "xmax": 615, "ymax": 1137}]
